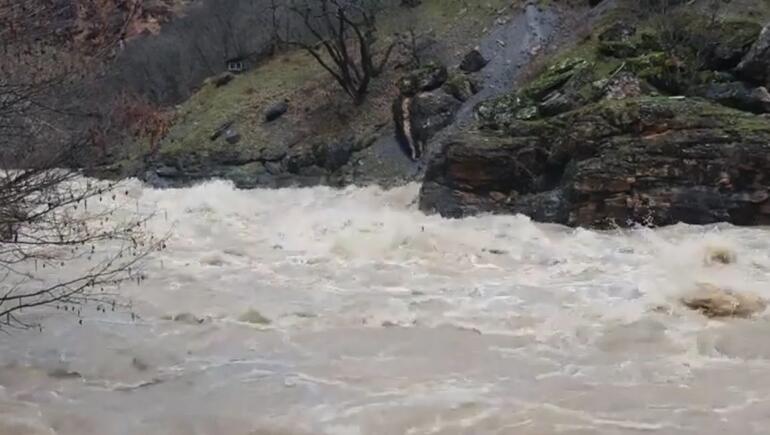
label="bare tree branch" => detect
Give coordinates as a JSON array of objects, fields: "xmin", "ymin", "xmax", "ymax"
[
  {"xmin": 0, "ymin": 0, "xmax": 166, "ymax": 330},
  {"xmin": 278, "ymin": 0, "xmax": 394, "ymax": 105}
]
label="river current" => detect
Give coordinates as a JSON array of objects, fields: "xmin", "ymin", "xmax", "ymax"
[{"xmin": 2, "ymin": 179, "xmax": 770, "ymax": 434}]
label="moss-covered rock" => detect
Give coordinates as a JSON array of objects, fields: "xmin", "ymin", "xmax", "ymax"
[
  {"xmin": 626, "ymin": 52, "xmax": 689, "ymax": 94},
  {"xmin": 522, "ymin": 57, "xmax": 593, "ymax": 100},
  {"xmin": 475, "ymin": 94, "xmax": 538, "ymax": 127},
  {"xmin": 737, "ymin": 24, "xmax": 770, "ymax": 86},
  {"xmin": 591, "ymin": 13, "xmax": 764, "ymax": 94},
  {"xmin": 442, "ymin": 71, "xmax": 481, "ymax": 102},
  {"xmin": 597, "ymin": 20, "xmax": 640, "ymax": 58},
  {"xmin": 420, "ymin": 1, "xmax": 770, "ymax": 227},
  {"xmin": 422, "ymin": 95, "xmax": 770, "ymax": 227},
  {"xmin": 396, "ymin": 62, "xmax": 449, "ymax": 96},
  {"xmin": 476, "ymin": 57, "xmax": 601, "ymax": 126}
]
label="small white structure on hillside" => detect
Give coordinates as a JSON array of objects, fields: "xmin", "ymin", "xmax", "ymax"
[{"xmin": 226, "ymin": 56, "xmax": 247, "ymax": 73}]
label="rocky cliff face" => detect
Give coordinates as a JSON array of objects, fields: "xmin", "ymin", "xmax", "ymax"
[
  {"xmin": 103, "ymin": 0, "xmax": 770, "ymax": 231},
  {"xmin": 421, "ymin": 97, "xmax": 770, "ymax": 226},
  {"xmin": 420, "ymin": 8, "xmax": 770, "ymax": 228}
]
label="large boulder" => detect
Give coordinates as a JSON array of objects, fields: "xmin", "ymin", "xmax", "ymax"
[
  {"xmin": 393, "ymin": 89, "xmax": 462, "ymax": 160},
  {"xmin": 312, "ymin": 140, "xmax": 355, "ymax": 172},
  {"xmin": 393, "ymin": 63, "xmax": 462, "ymax": 160},
  {"xmin": 681, "ymin": 283, "xmax": 766, "ymax": 318},
  {"xmin": 476, "ymin": 57, "xmax": 598, "ymax": 126},
  {"xmin": 736, "ymin": 24, "xmax": 770, "ymax": 86},
  {"xmin": 597, "ymin": 21, "xmax": 639, "ymax": 58},
  {"xmin": 224, "ymin": 128, "xmax": 241, "ymax": 144},
  {"xmin": 694, "ymin": 82, "xmax": 770, "ymax": 114},
  {"xmin": 410, "ymin": 90, "xmax": 462, "ymax": 143},
  {"xmin": 442, "ymin": 72, "xmax": 481, "ymax": 102},
  {"xmin": 459, "ymin": 49, "xmax": 488, "ymax": 73},
  {"xmin": 264, "ymin": 101, "xmax": 289, "ymax": 122},
  {"xmin": 705, "ymin": 20, "xmax": 763, "ymax": 71},
  {"xmin": 396, "ymin": 63, "xmax": 448, "ymax": 96},
  {"xmin": 420, "ymin": 97, "xmax": 770, "ymax": 227}
]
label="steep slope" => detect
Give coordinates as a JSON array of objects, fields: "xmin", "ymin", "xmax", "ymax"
[{"xmin": 115, "ymin": 0, "xmax": 581, "ymax": 189}]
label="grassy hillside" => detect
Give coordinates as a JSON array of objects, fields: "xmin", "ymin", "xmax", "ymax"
[{"xmin": 118, "ymin": 0, "xmax": 519, "ymax": 175}]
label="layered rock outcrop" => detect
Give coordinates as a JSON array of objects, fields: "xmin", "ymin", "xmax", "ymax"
[
  {"xmin": 421, "ymin": 97, "xmax": 770, "ymax": 226},
  {"xmin": 420, "ymin": 18, "xmax": 770, "ymax": 228}
]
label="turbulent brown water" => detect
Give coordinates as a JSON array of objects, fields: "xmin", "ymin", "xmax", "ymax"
[{"xmin": 3, "ymin": 179, "xmax": 770, "ymax": 435}]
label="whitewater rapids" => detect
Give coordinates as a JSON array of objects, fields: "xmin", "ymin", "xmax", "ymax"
[{"xmin": 3, "ymin": 179, "xmax": 770, "ymax": 435}]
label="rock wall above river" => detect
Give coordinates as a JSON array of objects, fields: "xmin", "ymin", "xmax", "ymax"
[{"xmin": 420, "ymin": 14, "xmax": 770, "ymax": 228}]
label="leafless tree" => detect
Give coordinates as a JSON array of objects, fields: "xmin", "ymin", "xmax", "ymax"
[
  {"xmin": 283, "ymin": 0, "xmax": 396, "ymax": 105},
  {"xmin": 0, "ymin": 0, "xmax": 165, "ymax": 330},
  {"xmin": 266, "ymin": 0, "xmax": 284, "ymax": 55}
]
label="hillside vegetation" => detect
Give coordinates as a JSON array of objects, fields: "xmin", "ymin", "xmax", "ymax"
[{"xmin": 109, "ymin": 0, "xmax": 527, "ymax": 186}]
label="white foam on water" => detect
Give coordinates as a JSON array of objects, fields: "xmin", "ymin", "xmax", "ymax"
[{"xmin": 2, "ymin": 178, "xmax": 770, "ymax": 434}]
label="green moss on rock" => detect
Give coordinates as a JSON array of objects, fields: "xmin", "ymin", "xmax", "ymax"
[
  {"xmin": 523, "ymin": 57, "xmax": 593, "ymax": 100},
  {"xmin": 397, "ymin": 62, "xmax": 449, "ymax": 96},
  {"xmin": 442, "ymin": 71, "xmax": 480, "ymax": 102}
]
